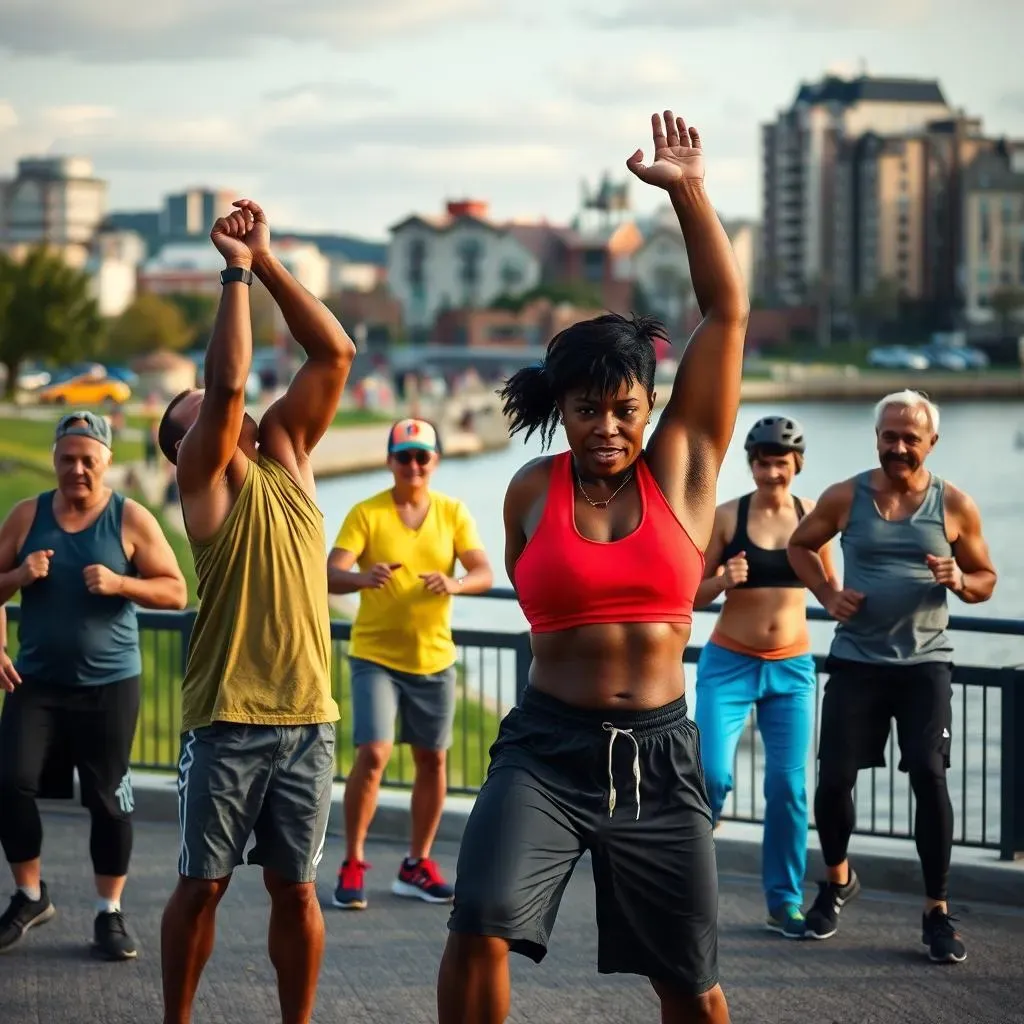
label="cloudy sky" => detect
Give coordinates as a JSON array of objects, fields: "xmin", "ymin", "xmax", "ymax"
[{"xmin": 2, "ymin": 0, "xmax": 1022, "ymax": 241}]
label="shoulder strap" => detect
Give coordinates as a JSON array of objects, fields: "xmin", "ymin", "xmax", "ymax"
[
  {"xmin": 734, "ymin": 493, "xmax": 752, "ymax": 544},
  {"xmin": 794, "ymin": 496, "xmax": 806, "ymax": 519}
]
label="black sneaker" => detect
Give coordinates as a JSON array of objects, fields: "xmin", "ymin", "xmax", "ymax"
[
  {"xmin": 804, "ymin": 869, "xmax": 862, "ymax": 940},
  {"xmin": 0, "ymin": 883, "xmax": 56, "ymax": 952},
  {"xmin": 922, "ymin": 907, "xmax": 966, "ymax": 963},
  {"xmin": 92, "ymin": 911, "xmax": 137, "ymax": 961}
]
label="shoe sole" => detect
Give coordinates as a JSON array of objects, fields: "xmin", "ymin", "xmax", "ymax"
[
  {"xmin": 90, "ymin": 942, "xmax": 138, "ymax": 961},
  {"xmin": 391, "ymin": 880, "xmax": 453, "ymax": 904},
  {"xmin": 0, "ymin": 903, "xmax": 57, "ymax": 953},
  {"xmin": 922, "ymin": 938, "xmax": 967, "ymax": 964},
  {"xmin": 331, "ymin": 896, "xmax": 367, "ymax": 910},
  {"xmin": 805, "ymin": 924, "xmax": 837, "ymax": 940},
  {"xmin": 765, "ymin": 923, "xmax": 806, "ymax": 939}
]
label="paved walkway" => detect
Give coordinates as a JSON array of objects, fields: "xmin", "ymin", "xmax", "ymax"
[{"xmin": 3, "ymin": 813, "xmax": 1023, "ymax": 1023}]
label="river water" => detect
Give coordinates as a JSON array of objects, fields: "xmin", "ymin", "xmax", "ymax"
[{"xmin": 318, "ymin": 399, "xmax": 1024, "ymax": 842}]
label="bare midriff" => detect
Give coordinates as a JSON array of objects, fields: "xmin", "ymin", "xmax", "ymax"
[
  {"xmin": 527, "ymin": 621, "xmax": 690, "ymax": 709},
  {"xmin": 711, "ymin": 587, "xmax": 810, "ymax": 659}
]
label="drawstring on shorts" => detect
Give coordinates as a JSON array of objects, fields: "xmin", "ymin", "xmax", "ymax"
[{"xmin": 602, "ymin": 723, "xmax": 641, "ymax": 820}]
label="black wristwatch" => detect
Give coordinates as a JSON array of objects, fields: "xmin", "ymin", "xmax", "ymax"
[{"xmin": 220, "ymin": 266, "xmax": 254, "ymax": 286}]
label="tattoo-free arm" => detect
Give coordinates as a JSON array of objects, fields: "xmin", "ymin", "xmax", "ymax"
[
  {"xmin": 787, "ymin": 483, "xmax": 852, "ymax": 606},
  {"xmin": 120, "ymin": 502, "xmax": 188, "ymax": 610},
  {"xmin": 256, "ymin": 253, "xmax": 356, "ymax": 459},
  {"xmin": 454, "ymin": 548, "xmax": 493, "ymax": 595},
  {"xmin": 949, "ymin": 491, "xmax": 997, "ymax": 604}
]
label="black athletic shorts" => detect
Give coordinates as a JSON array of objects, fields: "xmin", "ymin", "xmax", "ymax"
[
  {"xmin": 448, "ymin": 687, "xmax": 719, "ymax": 995},
  {"xmin": 818, "ymin": 657, "xmax": 953, "ymax": 777},
  {"xmin": 0, "ymin": 676, "xmax": 140, "ymax": 816}
]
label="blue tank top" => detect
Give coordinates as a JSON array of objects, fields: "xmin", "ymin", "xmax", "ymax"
[
  {"xmin": 15, "ymin": 491, "xmax": 141, "ymax": 686},
  {"xmin": 830, "ymin": 471, "xmax": 953, "ymax": 665}
]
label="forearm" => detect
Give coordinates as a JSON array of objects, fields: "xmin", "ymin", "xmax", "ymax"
[
  {"xmin": 327, "ymin": 568, "xmax": 367, "ymax": 595},
  {"xmin": 252, "ymin": 253, "xmax": 355, "ymax": 363},
  {"xmin": 668, "ymin": 181, "xmax": 748, "ymax": 321},
  {"xmin": 694, "ymin": 575, "xmax": 728, "ymax": 610},
  {"xmin": 204, "ymin": 278, "xmax": 253, "ymax": 393},
  {"xmin": 954, "ymin": 569, "xmax": 997, "ymax": 604},
  {"xmin": 0, "ymin": 570, "xmax": 23, "ymax": 606},
  {"xmin": 119, "ymin": 574, "xmax": 188, "ymax": 610},
  {"xmin": 455, "ymin": 566, "xmax": 493, "ymax": 596},
  {"xmin": 787, "ymin": 546, "xmax": 835, "ymax": 605}
]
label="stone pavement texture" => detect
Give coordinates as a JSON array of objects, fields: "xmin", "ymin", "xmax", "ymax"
[{"xmin": 2, "ymin": 813, "xmax": 1023, "ymax": 1024}]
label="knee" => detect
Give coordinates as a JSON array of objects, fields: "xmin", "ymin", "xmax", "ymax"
[
  {"xmin": 764, "ymin": 764, "xmax": 807, "ymax": 806},
  {"xmin": 907, "ymin": 759, "xmax": 947, "ymax": 797},
  {"xmin": 174, "ymin": 876, "xmax": 229, "ymax": 915},
  {"xmin": 356, "ymin": 742, "xmax": 393, "ymax": 776},
  {"xmin": 654, "ymin": 980, "xmax": 728, "ymax": 1022},
  {"xmin": 412, "ymin": 747, "xmax": 446, "ymax": 775},
  {"xmin": 263, "ymin": 872, "xmax": 318, "ymax": 911}
]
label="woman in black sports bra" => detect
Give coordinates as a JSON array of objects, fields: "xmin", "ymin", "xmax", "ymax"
[{"xmin": 692, "ymin": 415, "xmax": 837, "ymax": 940}]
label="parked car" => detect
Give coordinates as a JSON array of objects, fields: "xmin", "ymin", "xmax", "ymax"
[
  {"xmin": 867, "ymin": 345, "xmax": 930, "ymax": 371},
  {"xmin": 37, "ymin": 373, "xmax": 131, "ymax": 406},
  {"xmin": 921, "ymin": 346, "xmax": 969, "ymax": 371}
]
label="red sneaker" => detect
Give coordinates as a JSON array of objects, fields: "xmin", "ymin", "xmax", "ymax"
[
  {"xmin": 333, "ymin": 859, "xmax": 370, "ymax": 910},
  {"xmin": 391, "ymin": 858, "xmax": 454, "ymax": 904}
]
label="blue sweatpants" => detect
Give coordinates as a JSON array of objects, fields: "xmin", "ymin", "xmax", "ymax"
[{"xmin": 694, "ymin": 640, "xmax": 816, "ymax": 914}]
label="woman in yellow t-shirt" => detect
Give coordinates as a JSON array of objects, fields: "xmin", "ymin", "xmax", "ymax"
[{"xmin": 326, "ymin": 418, "xmax": 492, "ymax": 910}]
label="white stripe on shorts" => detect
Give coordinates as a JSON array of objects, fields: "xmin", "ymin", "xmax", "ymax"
[{"xmin": 176, "ymin": 731, "xmax": 197, "ymax": 877}]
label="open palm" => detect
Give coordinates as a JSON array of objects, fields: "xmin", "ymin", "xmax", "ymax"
[{"xmin": 626, "ymin": 110, "xmax": 705, "ymax": 190}]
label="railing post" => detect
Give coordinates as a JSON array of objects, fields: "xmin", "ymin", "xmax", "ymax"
[
  {"xmin": 1000, "ymin": 667, "xmax": 1024, "ymax": 861},
  {"xmin": 514, "ymin": 631, "xmax": 532, "ymax": 705}
]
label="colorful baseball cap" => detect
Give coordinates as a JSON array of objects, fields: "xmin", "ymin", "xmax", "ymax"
[
  {"xmin": 55, "ymin": 410, "xmax": 113, "ymax": 449},
  {"xmin": 388, "ymin": 418, "xmax": 439, "ymax": 454}
]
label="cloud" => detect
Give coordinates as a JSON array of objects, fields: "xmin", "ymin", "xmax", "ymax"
[
  {"xmin": 1000, "ymin": 90, "xmax": 1024, "ymax": 113},
  {"xmin": 594, "ymin": 0, "xmax": 932, "ymax": 30},
  {"xmin": 0, "ymin": 0, "xmax": 486, "ymax": 61},
  {"xmin": 555, "ymin": 56, "xmax": 699, "ymax": 108},
  {"xmin": 262, "ymin": 81, "xmax": 393, "ymax": 104}
]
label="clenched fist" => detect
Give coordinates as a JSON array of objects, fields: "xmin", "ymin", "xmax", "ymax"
[
  {"xmin": 0, "ymin": 649, "xmax": 21, "ymax": 693},
  {"xmin": 83, "ymin": 564, "xmax": 124, "ymax": 596},
  {"xmin": 419, "ymin": 572, "xmax": 458, "ymax": 596},
  {"xmin": 926, "ymin": 554, "xmax": 964, "ymax": 593},
  {"xmin": 718, "ymin": 551, "xmax": 748, "ymax": 590},
  {"xmin": 19, "ymin": 549, "xmax": 53, "ymax": 587},
  {"xmin": 824, "ymin": 587, "xmax": 865, "ymax": 624},
  {"xmin": 361, "ymin": 562, "xmax": 402, "ymax": 590}
]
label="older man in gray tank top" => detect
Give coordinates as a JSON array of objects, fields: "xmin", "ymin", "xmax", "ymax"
[{"xmin": 787, "ymin": 390, "xmax": 996, "ymax": 964}]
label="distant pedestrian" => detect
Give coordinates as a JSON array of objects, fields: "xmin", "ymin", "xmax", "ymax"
[
  {"xmin": 328, "ymin": 418, "xmax": 492, "ymax": 910},
  {"xmin": 788, "ymin": 390, "xmax": 997, "ymax": 962},
  {"xmin": 0, "ymin": 411, "xmax": 187, "ymax": 960}
]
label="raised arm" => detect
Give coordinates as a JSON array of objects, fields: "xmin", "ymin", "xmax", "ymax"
[
  {"xmin": 929, "ymin": 486, "xmax": 997, "ymax": 605},
  {"xmin": 240, "ymin": 201, "xmax": 356, "ymax": 465},
  {"xmin": 628, "ymin": 111, "xmax": 749, "ymax": 537},
  {"xmin": 176, "ymin": 207, "xmax": 256, "ymax": 494}
]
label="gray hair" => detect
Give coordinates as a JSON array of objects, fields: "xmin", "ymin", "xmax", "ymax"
[{"xmin": 873, "ymin": 390, "xmax": 940, "ymax": 434}]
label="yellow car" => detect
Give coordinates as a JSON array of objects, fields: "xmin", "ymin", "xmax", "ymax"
[{"xmin": 37, "ymin": 375, "xmax": 131, "ymax": 406}]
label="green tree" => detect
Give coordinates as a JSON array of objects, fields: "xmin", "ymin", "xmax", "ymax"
[
  {"xmin": 106, "ymin": 293, "xmax": 191, "ymax": 359},
  {"xmin": 165, "ymin": 292, "xmax": 218, "ymax": 347},
  {"xmin": 990, "ymin": 287, "xmax": 1024, "ymax": 336},
  {"xmin": 0, "ymin": 247, "xmax": 104, "ymax": 398},
  {"xmin": 490, "ymin": 281, "xmax": 603, "ymax": 313}
]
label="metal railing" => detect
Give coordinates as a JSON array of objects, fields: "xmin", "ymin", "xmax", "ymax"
[{"xmin": 5, "ymin": 595, "xmax": 1023, "ymax": 861}]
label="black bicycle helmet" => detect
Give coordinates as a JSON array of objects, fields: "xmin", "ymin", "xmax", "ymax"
[{"xmin": 743, "ymin": 415, "xmax": 806, "ymax": 454}]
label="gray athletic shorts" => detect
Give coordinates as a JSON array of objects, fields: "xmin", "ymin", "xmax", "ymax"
[
  {"xmin": 176, "ymin": 722, "xmax": 336, "ymax": 883},
  {"xmin": 349, "ymin": 656, "xmax": 456, "ymax": 751}
]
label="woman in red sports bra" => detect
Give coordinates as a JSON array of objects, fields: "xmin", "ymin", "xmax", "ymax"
[{"xmin": 438, "ymin": 111, "xmax": 747, "ymax": 1024}]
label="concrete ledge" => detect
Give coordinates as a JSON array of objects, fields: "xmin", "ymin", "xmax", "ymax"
[{"xmin": 49, "ymin": 770, "xmax": 1024, "ymax": 907}]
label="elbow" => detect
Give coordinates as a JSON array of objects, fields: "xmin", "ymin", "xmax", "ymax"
[{"xmin": 172, "ymin": 580, "xmax": 188, "ymax": 610}]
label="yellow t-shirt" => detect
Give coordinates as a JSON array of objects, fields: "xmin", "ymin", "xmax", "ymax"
[{"xmin": 334, "ymin": 490, "xmax": 484, "ymax": 675}]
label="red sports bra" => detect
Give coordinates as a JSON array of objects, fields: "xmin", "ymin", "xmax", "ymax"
[{"xmin": 513, "ymin": 451, "xmax": 705, "ymax": 634}]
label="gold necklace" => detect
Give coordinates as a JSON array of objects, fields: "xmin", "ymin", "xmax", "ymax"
[{"xmin": 575, "ymin": 468, "xmax": 634, "ymax": 510}]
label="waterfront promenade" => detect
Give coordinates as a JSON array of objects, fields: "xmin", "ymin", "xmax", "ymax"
[{"xmin": 5, "ymin": 811, "xmax": 1024, "ymax": 1024}]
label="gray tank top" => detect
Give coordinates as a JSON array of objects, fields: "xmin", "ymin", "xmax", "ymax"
[{"xmin": 830, "ymin": 471, "xmax": 953, "ymax": 665}]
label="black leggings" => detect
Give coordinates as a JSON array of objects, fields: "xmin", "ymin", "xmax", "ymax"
[
  {"xmin": 814, "ymin": 659, "xmax": 954, "ymax": 903},
  {"xmin": 0, "ymin": 676, "xmax": 139, "ymax": 877}
]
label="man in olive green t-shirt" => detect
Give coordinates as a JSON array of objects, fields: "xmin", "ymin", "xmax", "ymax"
[{"xmin": 155, "ymin": 200, "xmax": 355, "ymax": 1024}]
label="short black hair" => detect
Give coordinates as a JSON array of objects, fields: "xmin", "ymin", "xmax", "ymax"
[
  {"xmin": 748, "ymin": 444, "xmax": 804, "ymax": 474},
  {"xmin": 498, "ymin": 312, "xmax": 668, "ymax": 448},
  {"xmin": 157, "ymin": 389, "xmax": 195, "ymax": 465}
]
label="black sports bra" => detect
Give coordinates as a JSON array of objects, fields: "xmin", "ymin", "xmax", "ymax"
[{"xmin": 719, "ymin": 493, "xmax": 806, "ymax": 589}]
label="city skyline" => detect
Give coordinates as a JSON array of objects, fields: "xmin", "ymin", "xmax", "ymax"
[{"xmin": 2, "ymin": 0, "xmax": 1022, "ymax": 240}]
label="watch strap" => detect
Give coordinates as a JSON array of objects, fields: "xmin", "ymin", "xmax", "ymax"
[{"xmin": 220, "ymin": 266, "xmax": 254, "ymax": 286}]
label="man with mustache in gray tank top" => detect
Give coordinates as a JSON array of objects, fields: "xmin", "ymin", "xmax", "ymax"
[{"xmin": 787, "ymin": 390, "xmax": 996, "ymax": 964}]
